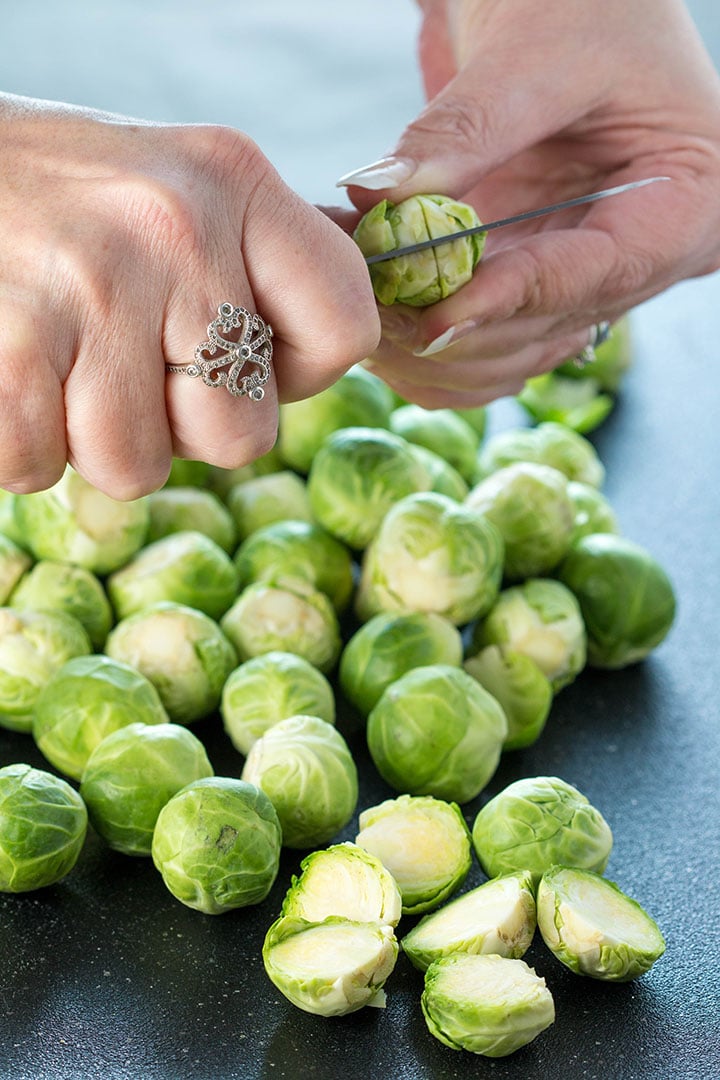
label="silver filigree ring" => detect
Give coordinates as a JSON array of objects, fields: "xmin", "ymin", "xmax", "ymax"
[
  {"xmin": 573, "ymin": 320, "xmax": 611, "ymax": 369},
  {"xmin": 166, "ymin": 302, "xmax": 273, "ymax": 400}
]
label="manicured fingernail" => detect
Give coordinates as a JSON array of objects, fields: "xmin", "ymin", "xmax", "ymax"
[
  {"xmin": 336, "ymin": 157, "xmax": 415, "ymax": 190},
  {"xmin": 414, "ymin": 319, "xmax": 478, "ymax": 357}
]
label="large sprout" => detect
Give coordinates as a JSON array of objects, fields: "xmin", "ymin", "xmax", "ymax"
[
  {"xmin": 32, "ymin": 654, "xmax": 169, "ymax": 780},
  {"xmin": 151, "ymin": 777, "xmax": 282, "ymax": 914},
  {"xmin": 354, "ymin": 194, "xmax": 486, "ymax": 307},
  {"xmin": 14, "ymin": 466, "xmax": 149, "ymax": 574},
  {"xmin": 559, "ymin": 534, "xmax": 676, "ymax": 668},
  {"xmin": 464, "ymin": 646, "xmax": 553, "ymax": 750},
  {"xmin": 281, "ymin": 842, "xmax": 402, "ymax": 927},
  {"xmin": 107, "ymin": 530, "xmax": 239, "ymax": 622},
  {"xmin": 220, "ymin": 579, "xmax": 341, "ymax": 674},
  {"xmin": 390, "ymin": 405, "xmax": 480, "ymax": 484},
  {"xmin": 279, "ymin": 365, "xmax": 395, "ymax": 474},
  {"xmin": 106, "ymin": 601, "xmax": 237, "ymax": 724},
  {"xmin": 471, "ymin": 776, "xmax": 613, "ymax": 884},
  {"xmin": 477, "ymin": 421, "xmax": 605, "ymax": 489},
  {"xmin": 9, "ymin": 560, "xmax": 113, "ymax": 650},
  {"xmin": 339, "ymin": 611, "xmax": 463, "ymax": 717},
  {"xmin": 307, "ymin": 427, "xmax": 432, "ymax": 550},
  {"xmin": 401, "ymin": 871, "xmax": 537, "ymax": 972},
  {"xmin": 241, "ymin": 715, "xmax": 358, "ymax": 849},
  {"xmin": 226, "ymin": 472, "xmax": 313, "ymax": 543},
  {"xmin": 367, "ymin": 664, "xmax": 507, "ymax": 804},
  {"xmin": 221, "ymin": 651, "xmax": 335, "ymax": 756},
  {"xmin": 0, "ymin": 763, "xmax": 87, "ymax": 892},
  {"xmin": 537, "ymin": 866, "xmax": 666, "ymax": 981},
  {"xmin": 356, "ymin": 492, "xmax": 504, "ymax": 626},
  {"xmin": 147, "ymin": 486, "xmax": 237, "ymax": 554},
  {"xmin": 0, "ymin": 608, "xmax": 91, "ymax": 733},
  {"xmin": 421, "ymin": 954, "xmax": 555, "ymax": 1058},
  {"xmin": 80, "ymin": 722, "xmax": 213, "ymax": 855},
  {"xmin": 567, "ymin": 481, "xmax": 619, "ymax": 545},
  {"xmin": 263, "ymin": 915, "xmax": 398, "ymax": 1016},
  {"xmin": 470, "ymin": 578, "xmax": 587, "ymax": 692},
  {"xmin": 0, "ymin": 535, "xmax": 31, "ymax": 605},
  {"xmin": 355, "ymin": 794, "xmax": 472, "ymax": 915}
]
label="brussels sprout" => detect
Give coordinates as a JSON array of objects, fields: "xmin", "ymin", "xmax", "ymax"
[
  {"xmin": 0, "ymin": 535, "xmax": 32, "ymax": 604},
  {"xmin": 220, "ymin": 579, "xmax": 341, "ymax": 674},
  {"xmin": 558, "ymin": 534, "xmax": 676, "ymax": 668},
  {"xmin": 390, "ymin": 405, "xmax": 480, "ymax": 484},
  {"xmin": 367, "ymin": 665, "xmax": 507, "ymax": 804},
  {"xmin": 518, "ymin": 372, "xmax": 614, "ymax": 434},
  {"xmin": 151, "ymin": 776, "xmax": 281, "ymax": 914},
  {"xmin": 10, "ymin": 560, "xmax": 113, "ymax": 650},
  {"xmin": 279, "ymin": 365, "xmax": 395, "ymax": 474},
  {"xmin": 556, "ymin": 316, "xmax": 633, "ymax": 392},
  {"xmin": 454, "ymin": 406, "xmax": 487, "ymax": 440},
  {"xmin": 464, "ymin": 646, "xmax": 553, "ymax": 750},
  {"xmin": 221, "ymin": 651, "xmax": 335, "ymax": 756},
  {"xmin": 164, "ymin": 458, "xmax": 212, "ymax": 488},
  {"xmin": 466, "ymin": 462, "xmax": 575, "ymax": 579},
  {"xmin": 32, "ymin": 654, "xmax": 170, "ymax": 780},
  {"xmin": 226, "ymin": 472, "xmax": 313, "ymax": 542},
  {"xmin": 207, "ymin": 444, "xmax": 286, "ymax": 499},
  {"xmin": 355, "ymin": 794, "xmax": 472, "ymax": 915},
  {"xmin": 0, "ymin": 608, "xmax": 91, "ymax": 733},
  {"xmin": 354, "ymin": 194, "xmax": 485, "ymax": 307},
  {"xmin": 471, "ymin": 776, "xmax": 613, "ymax": 884},
  {"xmin": 471, "ymin": 579, "xmax": 586, "ymax": 692},
  {"xmin": 80, "ymin": 722, "xmax": 213, "ymax": 855},
  {"xmin": 263, "ymin": 915, "xmax": 398, "ymax": 1015},
  {"xmin": 241, "ymin": 715, "xmax": 358, "ymax": 849},
  {"xmin": 421, "ymin": 954, "xmax": 555, "ymax": 1057},
  {"xmin": 234, "ymin": 519, "xmax": 354, "ymax": 613},
  {"xmin": 340, "ymin": 612, "xmax": 463, "ymax": 717},
  {"xmin": 106, "ymin": 602, "xmax": 237, "ymax": 724},
  {"xmin": 406, "ymin": 444, "xmax": 469, "ymax": 502},
  {"xmin": 281, "ymin": 842, "xmax": 402, "ymax": 927},
  {"xmin": 14, "ymin": 466, "xmax": 149, "ymax": 574},
  {"xmin": 0, "ymin": 763, "xmax": 88, "ymax": 892},
  {"xmin": 401, "ymin": 871, "xmax": 537, "ymax": 972},
  {"xmin": 147, "ymin": 487, "xmax": 237, "ymax": 553},
  {"xmin": 537, "ymin": 866, "xmax": 666, "ymax": 981},
  {"xmin": 0, "ymin": 490, "xmax": 26, "ymax": 548},
  {"xmin": 307, "ymin": 427, "xmax": 432, "ymax": 550},
  {"xmin": 567, "ymin": 481, "xmax": 620, "ymax": 545},
  {"xmin": 477, "ymin": 421, "xmax": 605, "ymax": 489},
  {"xmin": 356, "ymin": 492, "xmax": 504, "ymax": 627},
  {"xmin": 107, "ymin": 531, "xmax": 238, "ymax": 622}
]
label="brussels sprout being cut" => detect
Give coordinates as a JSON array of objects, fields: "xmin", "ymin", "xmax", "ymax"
[
  {"xmin": 226, "ymin": 471, "xmax": 313, "ymax": 543},
  {"xmin": 106, "ymin": 602, "xmax": 237, "ymax": 724},
  {"xmin": 151, "ymin": 777, "xmax": 281, "ymax": 914},
  {"xmin": 0, "ymin": 608, "xmax": 91, "ymax": 733},
  {"xmin": 221, "ymin": 651, "xmax": 335, "ymax": 756},
  {"xmin": 421, "ymin": 954, "xmax": 555, "ymax": 1058},
  {"xmin": 263, "ymin": 915, "xmax": 399, "ymax": 1016},
  {"xmin": 307, "ymin": 427, "xmax": 432, "ymax": 551},
  {"xmin": 367, "ymin": 665, "xmax": 507, "ymax": 804},
  {"xmin": 14, "ymin": 466, "xmax": 149, "ymax": 574},
  {"xmin": 340, "ymin": 611, "xmax": 463, "ymax": 717},
  {"xmin": 517, "ymin": 372, "xmax": 614, "ymax": 434},
  {"xmin": 356, "ymin": 492, "xmax": 504, "ymax": 627},
  {"xmin": 402, "ymin": 871, "xmax": 537, "ymax": 972},
  {"xmin": 220, "ymin": 579, "xmax": 341, "ymax": 674},
  {"xmin": 471, "ymin": 578, "xmax": 586, "ymax": 693},
  {"xmin": 147, "ymin": 487, "xmax": 237, "ymax": 554},
  {"xmin": 566, "ymin": 481, "xmax": 620, "ymax": 546},
  {"xmin": 471, "ymin": 776, "xmax": 613, "ymax": 885},
  {"xmin": 466, "ymin": 462, "xmax": 575, "ymax": 580},
  {"xmin": 281, "ymin": 842, "xmax": 402, "ymax": 927},
  {"xmin": 107, "ymin": 531, "xmax": 239, "ymax": 622},
  {"xmin": 0, "ymin": 535, "xmax": 31, "ymax": 605},
  {"xmin": 390, "ymin": 405, "xmax": 480, "ymax": 484},
  {"xmin": 33, "ymin": 654, "xmax": 169, "ymax": 780},
  {"xmin": 464, "ymin": 646, "xmax": 552, "ymax": 750},
  {"xmin": 537, "ymin": 866, "xmax": 666, "ymax": 981},
  {"xmin": 477, "ymin": 421, "xmax": 605, "ymax": 489},
  {"xmin": 559, "ymin": 534, "xmax": 676, "ymax": 668},
  {"xmin": 10, "ymin": 560, "xmax": 113, "ymax": 650},
  {"xmin": 80, "ymin": 722, "xmax": 213, "ymax": 855},
  {"xmin": 356, "ymin": 794, "xmax": 472, "ymax": 915},
  {"xmin": 234, "ymin": 519, "xmax": 354, "ymax": 614},
  {"xmin": 354, "ymin": 194, "xmax": 485, "ymax": 307},
  {"xmin": 406, "ymin": 444, "xmax": 469, "ymax": 502},
  {"xmin": 241, "ymin": 715, "xmax": 358, "ymax": 849},
  {"xmin": 0, "ymin": 763, "xmax": 87, "ymax": 892}
]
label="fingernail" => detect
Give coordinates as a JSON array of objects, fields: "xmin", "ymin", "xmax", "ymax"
[
  {"xmin": 414, "ymin": 319, "xmax": 478, "ymax": 357},
  {"xmin": 336, "ymin": 156, "xmax": 415, "ymax": 190}
]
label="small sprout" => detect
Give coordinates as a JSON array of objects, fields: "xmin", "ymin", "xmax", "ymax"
[
  {"xmin": 390, "ymin": 405, "xmax": 480, "ymax": 484},
  {"xmin": 147, "ymin": 486, "xmax": 237, "ymax": 553},
  {"xmin": 281, "ymin": 842, "xmax": 402, "ymax": 928},
  {"xmin": 477, "ymin": 421, "xmax": 605, "ymax": 489},
  {"xmin": 406, "ymin": 444, "xmax": 470, "ymax": 502},
  {"xmin": 226, "ymin": 471, "xmax": 313, "ymax": 542},
  {"xmin": 0, "ymin": 534, "xmax": 32, "ymax": 605},
  {"xmin": 566, "ymin": 481, "xmax": 620, "ymax": 546},
  {"xmin": 10, "ymin": 560, "xmax": 113, "ymax": 651},
  {"xmin": 207, "ymin": 444, "xmax": 286, "ymax": 499},
  {"xmin": 464, "ymin": 645, "xmax": 553, "ymax": 750}
]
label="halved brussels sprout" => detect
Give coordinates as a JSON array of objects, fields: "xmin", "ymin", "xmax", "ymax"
[
  {"xmin": 476, "ymin": 421, "xmax": 605, "ymax": 489},
  {"xmin": 537, "ymin": 865, "xmax": 665, "ymax": 981},
  {"xmin": 147, "ymin": 486, "xmax": 237, "ymax": 553},
  {"xmin": 355, "ymin": 794, "xmax": 472, "ymax": 914},
  {"xmin": 226, "ymin": 472, "xmax": 313, "ymax": 542},
  {"xmin": 280, "ymin": 842, "xmax": 402, "ymax": 927},
  {"xmin": 517, "ymin": 373, "xmax": 614, "ymax": 434},
  {"xmin": 9, "ymin": 560, "xmax": 113, "ymax": 651},
  {"xmin": 566, "ymin": 481, "xmax": 619, "ymax": 546},
  {"xmin": 464, "ymin": 646, "xmax": 552, "ymax": 750},
  {"xmin": 0, "ymin": 535, "xmax": 31, "ymax": 605},
  {"xmin": 390, "ymin": 405, "xmax": 480, "ymax": 484}
]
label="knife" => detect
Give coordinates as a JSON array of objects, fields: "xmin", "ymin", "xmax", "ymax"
[{"xmin": 363, "ymin": 176, "xmax": 670, "ymax": 265}]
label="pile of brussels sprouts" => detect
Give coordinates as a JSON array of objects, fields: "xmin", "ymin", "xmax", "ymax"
[{"xmin": 0, "ymin": 344, "xmax": 673, "ymax": 1058}]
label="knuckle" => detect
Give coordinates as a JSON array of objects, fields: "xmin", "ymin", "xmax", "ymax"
[{"xmin": 409, "ymin": 94, "xmax": 490, "ymax": 156}]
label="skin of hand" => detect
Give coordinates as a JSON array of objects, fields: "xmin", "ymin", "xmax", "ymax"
[
  {"xmin": 0, "ymin": 95, "xmax": 380, "ymax": 499},
  {"xmin": 337, "ymin": 0, "xmax": 720, "ymax": 408}
]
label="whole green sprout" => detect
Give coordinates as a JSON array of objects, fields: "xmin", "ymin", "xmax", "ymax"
[
  {"xmin": 464, "ymin": 645, "xmax": 553, "ymax": 750},
  {"xmin": 226, "ymin": 472, "xmax": 313, "ymax": 542},
  {"xmin": 0, "ymin": 535, "xmax": 31, "ymax": 604},
  {"xmin": 147, "ymin": 486, "xmax": 237, "ymax": 553},
  {"xmin": 10, "ymin": 560, "xmax": 113, "ymax": 650},
  {"xmin": 477, "ymin": 421, "xmax": 605, "ymax": 488},
  {"xmin": 390, "ymin": 405, "xmax": 480, "ymax": 484}
]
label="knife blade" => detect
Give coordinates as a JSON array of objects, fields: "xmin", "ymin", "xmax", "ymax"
[{"xmin": 363, "ymin": 176, "xmax": 670, "ymax": 265}]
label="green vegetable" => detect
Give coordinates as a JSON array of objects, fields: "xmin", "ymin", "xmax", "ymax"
[
  {"xmin": 464, "ymin": 646, "xmax": 553, "ymax": 750},
  {"xmin": 226, "ymin": 471, "xmax": 313, "ymax": 542},
  {"xmin": 566, "ymin": 481, "xmax": 619, "ymax": 545},
  {"xmin": 477, "ymin": 421, "xmax": 605, "ymax": 488},
  {"xmin": 9, "ymin": 560, "xmax": 113, "ymax": 650},
  {"xmin": 147, "ymin": 486, "xmax": 237, "ymax": 553},
  {"xmin": 406, "ymin": 444, "xmax": 470, "ymax": 502},
  {"xmin": 0, "ymin": 534, "xmax": 31, "ymax": 604},
  {"xmin": 517, "ymin": 372, "xmax": 614, "ymax": 433},
  {"xmin": 280, "ymin": 842, "xmax": 402, "ymax": 927},
  {"xmin": 390, "ymin": 405, "xmax": 480, "ymax": 484}
]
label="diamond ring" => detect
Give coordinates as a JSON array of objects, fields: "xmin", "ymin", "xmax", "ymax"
[{"xmin": 166, "ymin": 302, "xmax": 273, "ymax": 400}]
